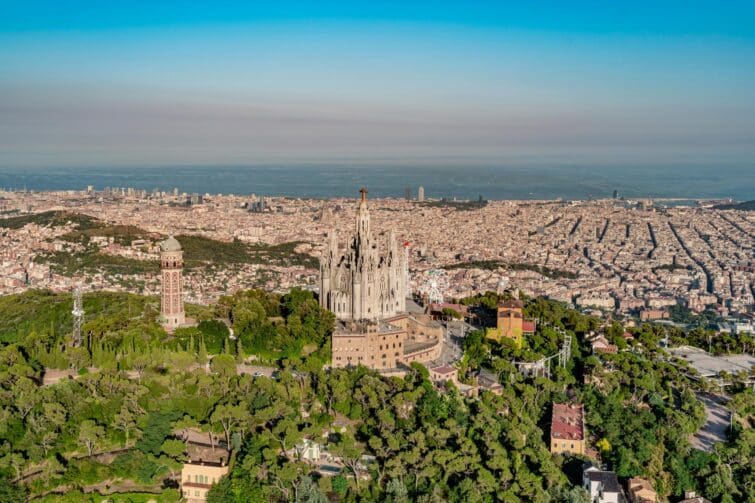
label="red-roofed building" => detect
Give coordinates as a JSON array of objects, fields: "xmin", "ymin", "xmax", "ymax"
[
  {"xmin": 591, "ymin": 335, "xmax": 618, "ymax": 354},
  {"xmin": 522, "ymin": 320, "xmax": 536, "ymax": 335},
  {"xmin": 550, "ymin": 403, "xmax": 586, "ymax": 455}
]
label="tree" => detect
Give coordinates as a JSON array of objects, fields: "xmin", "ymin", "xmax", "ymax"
[
  {"xmin": 236, "ymin": 337, "xmax": 245, "ymax": 361},
  {"xmin": 0, "ymin": 475, "xmax": 27, "ymax": 503},
  {"xmin": 12, "ymin": 377, "xmax": 39, "ymax": 419},
  {"xmin": 332, "ymin": 474, "xmax": 349, "ymax": 497},
  {"xmin": 0, "ymin": 452, "xmax": 25, "ymax": 481},
  {"xmin": 211, "ymin": 403, "xmax": 249, "ymax": 447},
  {"xmin": 67, "ymin": 346, "xmax": 90, "ymax": 370},
  {"xmin": 113, "ymin": 404, "xmax": 138, "ymax": 446},
  {"xmin": 78, "ymin": 420, "xmax": 105, "ymax": 457},
  {"xmin": 211, "ymin": 354, "xmax": 237, "ymax": 380},
  {"xmin": 330, "ymin": 432, "xmax": 364, "ymax": 489},
  {"xmin": 206, "ymin": 475, "xmax": 235, "ymax": 503},
  {"xmin": 137, "ymin": 412, "xmax": 174, "ymax": 456},
  {"xmin": 551, "ymin": 485, "xmax": 590, "ymax": 503},
  {"xmin": 294, "ymin": 475, "xmax": 329, "ymax": 503},
  {"xmin": 131, "ymin": 354, "xmax": 151, "ymax": 382},
  {"xmin": 387, "ymin": 477, "xmax": 409, "ymax": 502},
  {"xmin": 161, "ymin": 439, "xmax": 186, "ymax": 460}
]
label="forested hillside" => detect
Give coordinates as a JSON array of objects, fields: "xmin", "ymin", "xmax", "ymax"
[{"xmin": 0, "ymin": 289, "xmax": 751, "ymax": 502}]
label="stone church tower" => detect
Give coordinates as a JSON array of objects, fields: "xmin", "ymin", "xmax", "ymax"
[
  {"xmin": 320, "ymin": 188, "xmax": 408, "ymax": 321},
  {"xmin": 160, "ymin": 236, "xmax": 185, "ymax": 330}
]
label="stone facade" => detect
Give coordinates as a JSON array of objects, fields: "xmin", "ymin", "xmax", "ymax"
[
  {"xmin": 332, "ymin": 320, "xmax": 406, "ymax": 369},
  {"xmin": 319, "ymin": 188, "xmax": 408, "ymax": 321},
  {"xmin": 160, "ymin": 236, "xmax": 185, "ymax": 330},
  {"xmin": 330, "ymin": 314, "xmax": 443, "ymax": 370}
]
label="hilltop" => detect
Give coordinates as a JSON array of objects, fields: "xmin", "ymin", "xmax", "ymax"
[
  {"xmin": 713, "ymin": 200, "xmax": 755, "ymax": 211},
  {"xmin": 0, "ymin": 288, "xmax": 752, "ymax": 502}
]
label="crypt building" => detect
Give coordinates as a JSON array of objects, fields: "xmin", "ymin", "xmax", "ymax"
[{"xmin": 321, "ymin": 189, "xmax": 442, "ymax": 371}]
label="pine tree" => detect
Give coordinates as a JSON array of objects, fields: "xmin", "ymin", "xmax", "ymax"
[
  {"xmin": 235, "ymin": 337, "xmax": 244, "ymax": 362},
  {"xmin": 198, "ymin": 337, "xmax": 208, "ymax": 365}
]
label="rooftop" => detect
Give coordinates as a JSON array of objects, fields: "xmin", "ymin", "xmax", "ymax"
[
  {"xmin": 430, "ymin": 364, "xmax": 456, "ymax": 375},
  {"xmin": 404, "ymin": 340, "xmax": 439, "ymax": 355},
  {"xmin": 499, "ymin": 299, "xmax": 524, "ymax": 309},
  {"xmin": 584, "ymin": 465, "xmax": 622, "ymax": 493},
  {"xmin": 551, "ymin": 403, "xmax": 585, "ymax": 441},
  {"xmin": 668, "ymin": 345, "xmax": 755, "ymax": 378}
]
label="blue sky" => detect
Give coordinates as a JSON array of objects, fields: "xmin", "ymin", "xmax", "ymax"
[{"xmin": 1, "ymin": 1, "xmax": 754, "ymax": 167}]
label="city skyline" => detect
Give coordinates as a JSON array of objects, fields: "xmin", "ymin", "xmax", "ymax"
[
  {"xmin": 2, "ymin": 1, "xmax": 755, "ymax": 167},
  {"xmin": 1, "ymin": 4, "xmax": 753, "ymax": 502}
]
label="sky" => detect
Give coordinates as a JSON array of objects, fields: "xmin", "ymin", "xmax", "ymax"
[{"xmin": 1, "ymin": 1, "xmax": 754, "ymax": 168}]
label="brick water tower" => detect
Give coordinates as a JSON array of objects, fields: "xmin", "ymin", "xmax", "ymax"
[{"xmin": 160, "ymin": 236, "xmax": 185, "ymax": 331}]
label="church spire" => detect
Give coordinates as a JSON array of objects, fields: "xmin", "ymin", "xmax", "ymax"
[{"xmin": 355, "ymin": 187, "xmax": 370, "ymax": 239}]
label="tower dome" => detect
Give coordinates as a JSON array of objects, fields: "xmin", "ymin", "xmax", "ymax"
[{"xmin": 161, "ymin": 236, "xmax": 182, "ymax": 252}]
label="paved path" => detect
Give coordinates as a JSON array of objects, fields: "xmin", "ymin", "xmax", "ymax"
[{"xmin": 691, "ymin": 393, "xmax": 730, "ymax": 452}]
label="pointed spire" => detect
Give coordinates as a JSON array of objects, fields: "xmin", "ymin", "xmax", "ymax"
[
  {"xmin": 355, "ymin": 187, "xmax": 371, "ymax": 238},
  {"xmin": 328, "ymin": 228, "xmax": 338, "ymax": 254}
]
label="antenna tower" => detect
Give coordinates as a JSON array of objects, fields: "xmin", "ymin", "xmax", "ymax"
[{"xmin": 72, "ymin": 288, "xmax": 84, "ymax": 347}]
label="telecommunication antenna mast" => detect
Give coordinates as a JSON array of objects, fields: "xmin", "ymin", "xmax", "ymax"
[{"xmin": 71, "ymin": 288, "xmax": 84, "ymax": 347}]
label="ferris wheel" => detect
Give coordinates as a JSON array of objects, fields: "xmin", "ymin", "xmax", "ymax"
[{"xmin": 420, "ymin": 269, "xmax": 447, "ymax": 304}]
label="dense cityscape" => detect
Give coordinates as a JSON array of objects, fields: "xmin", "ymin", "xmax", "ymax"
[
  {"xmin": 1, "ymin": 187, "xmax": 752, "ymax": 329},
  {"xmin": 0, "ymin": 186, "xmax": 752, "ymax": 503}
]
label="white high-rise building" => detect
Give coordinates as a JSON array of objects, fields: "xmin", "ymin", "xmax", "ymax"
[
  {"xmin": 417, "ymin": 186, "xmax": 425, "ymax": 202},
  {"xmin": 319, "ymin": 188, "xmax": 407, "ymax": 321}
]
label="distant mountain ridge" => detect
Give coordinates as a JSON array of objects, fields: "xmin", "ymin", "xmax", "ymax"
[{"xmin": 713, "ymin": 200, "xmax": 755, "ymax": 210}]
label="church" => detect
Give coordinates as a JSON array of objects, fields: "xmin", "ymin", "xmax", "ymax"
[
  {"xmin": 319, "ymin": 188, "xmax": 408, "ymax": 321},
  {"xmin": 320, "ymin": 189, "xmax": 443, "ymax": 371}
]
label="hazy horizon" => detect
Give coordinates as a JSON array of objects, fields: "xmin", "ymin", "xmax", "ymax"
[
  {"xmin": 1, "ymin": 2, "xmax": 755, "ymax": 168},
  {"xmin": 1, "ymin": 164, "xmax": 752, "ymax": 201}
]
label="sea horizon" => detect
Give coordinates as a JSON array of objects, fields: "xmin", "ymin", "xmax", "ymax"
[{"xmin": 0, "ymin": 164, "xmax": 752, "ymax": 201}]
